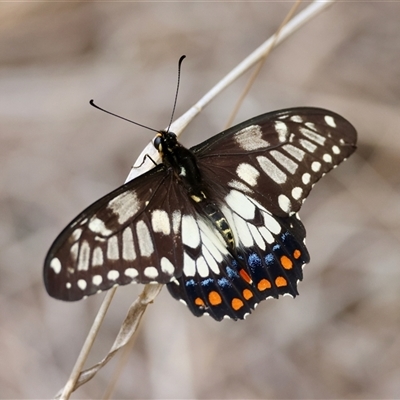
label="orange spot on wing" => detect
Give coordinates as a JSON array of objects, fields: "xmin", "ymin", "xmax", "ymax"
[
  {"xmin": 194, "ymin": 297, "xmax": 205, "ymax": 307},
  {"xmin": 280, "ymin": 255, "xmax": 293, "ymax": 270},
  {"xmin": 209, "ymin": 291, "xmax": 222, "ymax": 306},
  {"xmin": 239, "ymin": 268, "xmax": 252, "ymax": 284},
  {"xmin": 257, "ymin": 278, "xmax": 272, "ymax": 291},
  {"xmin": 275, "ymin": 276, "xmax": 287, "ymax": 287},
  {"xmin": 293, "ymin": 249, "xmax": 301, "ymax": 259},
  {"xmin": 232, "ymin": 298, "xmax": 244, "ymax": 310},
  {"xmin": 243, "ymin": 288, "xmax": 253, "ymax": 300}
]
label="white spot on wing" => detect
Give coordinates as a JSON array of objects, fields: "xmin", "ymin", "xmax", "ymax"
[
  {"xmin": 179, "ymin": 167, "xmax": 186, "ymax": 176},
  {"xmin": 92, "ymin": 275, "xmax": 102, "ymax": 285},
  {"xmin": 302, "ymin": 173, "xmax": 311, "ymax": 185},
  {"xmin": 77, "ymin": 279, "xmax": 87, "ymax": 290},
  {"xmin": 325, "ymin": 115, "xmax": 336, "ymax": 127},
  {"xmin": 196, "ymin": 256, "xmax": 209, "ymax": 278},
  {"xmin": 332, "ymin": 145, "xmax": 340, "ymax": 154},
  {"xmin": 183, "ymin": 252, "xmax": 196, "ymax": 277},
  {"xmin": 225, "ymin": 190, "xmax": 256, "ymax": 220},
  {"xmin": 236, "ymin": 163, "xmax": 260, "ymax": 187},
  {"xmin": 202, "ymin": 246, "xmax": 220, "ymax": 274},
  {"xmin": 262, "ymin": 211, "xmax": 281, "ymax": 234},
  {"xmin": 257, "ymin": 156, "xmax": 287, "ymax": 184},
  {"xmin": 248, "ymin": 223, "xmax": 266, "ymax": 250},
  {"xmin": 88, "ymin": 217, "xmax": 112, "ymax": 236},
  {"xmin": 144, "ymin": 266, "xmax": 158, "ymax": 279},
  {"xmin": 122, "ymin": 227, "xmax": 136, "ymax": 261},
  {"xmin": 108, "ymin": 190, "xmax": 140, "ymax": 225},
  {"xmin": 199, "ymin": 226, "xmax": 225, "ymax": 263},
  {"xmin": 107, "ymin": 270, "xmax": 119, "ymax": 280},
  {"xmin": 136, "ymin": 220, "xmax": 154, "ymax": 257},
  {"xmin": 151, "ymin": 209, "xmax": 171, "ymax": 235},
  {"xmin": 92, "ymin": 247, "xmax": 103, "ymax": 267},
  {"xmin": 234, "ymin": 125, "xmax": 270, "ymax": 151},
  {"xmin": 282, "ymin": 144, "xmax": 306, "ymax": 161},
  {"xmin": 299, "ymin": 139, "xmax": 317, "ymax": 153},
  {"xmin": 270, "ymin": 150, "xmax": 298, "ymax": 174},
  {"xmin": 291, "ymin": 187, "xmax": 303, "ymax": 200},
  {"xmin": 323, "ymin": 153, "xmax": 332, "ymax": 163},
  {"xmin": 172, "ymin": 210, "xmax": 181, "ymax": 234},
  {"xmin": 290, "ymin": 115, "xmax": 303, "ymax": 123},
  {"xmin": 125, "ymin": 268, "xmax": 138, "ymax": 278},
  {"xmin": 161, "ymin": 257, "xmax": 175, "ymax": 275},
  {"xmin": 274, "ymin": 121, "xmax": 289, "ymax": 142},
  {"xmin": 278, "ymin": 194, "xmax": 292, "ymax": 213},
  {"xmin": 305, "ymin": 122, "xmax": 316, "ymax": 130},
  {"xmin": 181, "ymin": 215, "xmax": 200, "ymax": 248},
  {"xmin": 300, "ymin": 127, "xmax": 326, "ymax": 145},
  {"xmin": 71, "ymin": 228, "xmax": 83, "ymax": 241},
  {"xmin": 77, "ymin": 240, "xmax": 90, "ymax": 271},
  {"xmin": 311, "ymin": 161, "xmax": 322, "ymax": 172},
  {"xmin": 259, "ymin": 226, "xmax": 274, "ymax": 244},
  {"xmin": 50, "ymin": 258, "xmax": 62, "ymax": 274},
  {"xmin": 70, "ymin": 242, "xmax": 79, "ymax": 261},
  {"xmin": 232, "ymin": 213, "xmax": 253, "ymax": 247},
  {"xmin": 228, "ymin": 180, "xmax": 253, "ymax": 194},
  {"xmin": 107, "ymin": 236, "xmax": 119, "ymax": 260}
]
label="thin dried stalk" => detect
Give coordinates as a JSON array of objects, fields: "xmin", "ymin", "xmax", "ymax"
[
  {"xmin": 57, "ymin": 1, "xmax": 335, "ymax": 398},
  {"xmin": 224, "ymin": 0, "xmax": 303, "ymax": 129}
]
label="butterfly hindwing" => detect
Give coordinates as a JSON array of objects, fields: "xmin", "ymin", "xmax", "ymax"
[{"xmin": 167, "ymin": 191, "xmax": 310, "ymax": 320}]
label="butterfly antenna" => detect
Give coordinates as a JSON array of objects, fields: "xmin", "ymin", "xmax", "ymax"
[
  {"xmin": 89, "ymin": 100, "xmax": 161, "ymax": 134},
  {"xmin": 166, "ymin": 55, "xmax": 186, "ymax": 133}
]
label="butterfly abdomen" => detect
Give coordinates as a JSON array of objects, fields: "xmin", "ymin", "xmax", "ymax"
[{"xmin": 202, "ymin": 202, "xmax": 235, "ymax": 249}]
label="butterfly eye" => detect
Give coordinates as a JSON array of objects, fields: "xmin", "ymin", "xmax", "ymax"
[{"xmin": 153, "ymin": 135, "xmax": 163, "ymax": 150}]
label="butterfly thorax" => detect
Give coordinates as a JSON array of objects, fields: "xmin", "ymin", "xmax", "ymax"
[{"xmin": 155, "ymin": 131, "xmax": 235, "ymax": 249}]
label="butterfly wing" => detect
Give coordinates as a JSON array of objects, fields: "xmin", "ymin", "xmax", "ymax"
[
  {"xmin": 192, "ymin": 107, "xmax": 357, "ymax": 217},
  {"xmin": 167, "ymin": 108, "xmax": 356, "ymax": 320},
  {"xmin": 44, "ymin": 165, "xmax": 194, "ymax": 301},
  {"xmin": 167, "ymin": 208, "xmax": 309, "ymax": 321}
]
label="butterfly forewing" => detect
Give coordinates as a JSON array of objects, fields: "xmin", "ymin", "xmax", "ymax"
[
  {"xmin": 193, "ymin": 108, "xmax": 356, "ymax": 217},
  {"xmin": 44, "ymin": 107, "xmax": 357, "ymax": 321}
]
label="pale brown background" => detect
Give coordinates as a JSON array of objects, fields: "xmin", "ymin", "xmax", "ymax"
[{"xmin": 1, "ymin": 2, "xmax": 400, "ymax": 399}]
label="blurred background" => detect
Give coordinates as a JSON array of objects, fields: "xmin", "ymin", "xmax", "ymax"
[{"xmin": 1, "ymin": 2, "xmax": 400, "ymax": 398}]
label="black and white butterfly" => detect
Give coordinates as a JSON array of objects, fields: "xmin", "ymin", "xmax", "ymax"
[{"xmin": 44, "ymin": 107, "xmax": 357, "ymax": 321}]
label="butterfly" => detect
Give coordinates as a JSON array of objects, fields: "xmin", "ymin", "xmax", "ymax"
[{"xmin": 44, "ymin": 107, "xmax": 357, "ymax": 321}]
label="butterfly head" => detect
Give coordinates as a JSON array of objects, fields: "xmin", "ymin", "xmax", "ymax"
[{"xmin": 154, "ymin": 131, "xmax": 178, "ymax": 156}]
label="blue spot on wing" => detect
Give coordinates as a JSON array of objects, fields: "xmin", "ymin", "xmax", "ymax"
[
  {"xmin": 226, "ymin": 266, "xmax": 239, "ymax": 279},
  {"xmin": 217, "ymin": 277, "xmax": 231, "ymax": 288},
  {"xmin": 248, "ymin": 253, "xmax": 262, "ymax": 273},
  {"xmin": 200, "ymin": 278, "xmax": 214, "ymax": 287},
  {"xmin": 265, "ymin": 253, "xmax": 274, "ymax": 265},
  {"xmin": 186, "ymin": 279, "xmax": 196, "ymax": 287}
]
